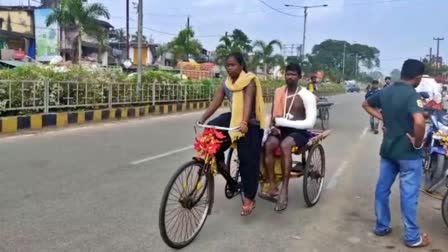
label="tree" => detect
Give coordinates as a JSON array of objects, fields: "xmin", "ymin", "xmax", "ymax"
[
  {"xmin": 390, "ymin": 69, "xmax": 401, "ymax": 82},
  {"xmin": 131, "ymin": 30, "xmax": 148, "ymax": 43},
  {"xmin": 46, "ymin": 0, "xmax": 110, "ymax": 62},
  {"xmin": 308, "ymin": 39, "xmax": 380, "ymax": 82},
  {"xmin": 110, "ymin": 28, "xmax": 127, "ymax": 43},
  {"xmin": 167, "ymin": 28, "xmax": 203, "ymax": 63},
  {"xmin": 215, "ymin": 29, "xmax": 252, "ymax": 64},
  {"xmin": 368, "ymin": 71, "xmax": 384, "ymax": 81},
  {"xmin": 252, "ymin": 40, "xmax": 283, "ymax": 76}
]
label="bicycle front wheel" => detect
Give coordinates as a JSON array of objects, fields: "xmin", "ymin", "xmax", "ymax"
[
  {"xmin": 442, "ymin": 190, "xmax": 448, "ymax": 229},
  {"xmin": 158, "ymin": 160, "xmax": 214, "ymax": 249}
]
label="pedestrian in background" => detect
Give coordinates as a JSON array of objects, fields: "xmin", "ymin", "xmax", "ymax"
[
  {"xmin": 362, "ymin": 59, "xmax": 430, "ymax": 248},
  {"xmin": 383, "ymin": 76, "xmax": 392, "ymax": 88},
  {"xmin": 365, "ymin": 80, "xmax": 380, "ymax": 134}
]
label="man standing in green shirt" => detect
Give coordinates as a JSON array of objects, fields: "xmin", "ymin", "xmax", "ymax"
[{"xmin": 362, "ymin": 59, "xmax": 430, "ymax": 248}]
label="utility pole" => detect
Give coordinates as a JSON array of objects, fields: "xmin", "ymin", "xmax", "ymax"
[
  {"xmin": 302, "ymin": 7, "xmax": 308, "ymax": 58},
  {"xmin": 355, "ymin": 53, "xmax": 358, "ymax": 79},
  {"xmin": 186, "ymin": 16, "xmax": 190, "ymax": 61},
  {"xmin": 429, "ymin": 47, "xmax": 433, "ymax": 64},
  {"xmin": 341, "ymin": 42, "xmax": 346, "ymax": 83},
  {"xmin": 137, "ymin": 0, "xmax": 143, "ymax": 90},
  {"xmin": 434, "ymin": 37, "xmax": 444, "ymax": 68},
  {"xmin": 285, "ymin": 4, "xmax": 328, "ymax": 59},
  {"xmin": 126, "ymin": 0, "xmax": 130, "ymax": 60}
]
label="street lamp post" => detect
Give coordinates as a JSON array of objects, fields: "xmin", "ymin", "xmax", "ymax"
[{"xmin": 285, "ymin": 4, "xmax": 328, "ymax": 58}]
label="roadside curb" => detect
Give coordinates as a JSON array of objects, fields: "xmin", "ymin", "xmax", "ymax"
[{"xmin": 0, "ymin": 97, "xmax": 275, "ymax": 134}]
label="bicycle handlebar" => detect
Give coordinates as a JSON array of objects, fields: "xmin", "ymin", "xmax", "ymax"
[{"xmin": 195, "ymin": 122, "xmax": 240, "ymax": 131}]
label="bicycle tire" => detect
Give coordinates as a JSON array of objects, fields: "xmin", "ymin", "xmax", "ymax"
[
  {"xmin": 158, "ymin": 160, "xmax": 214, "ymax": 249},
  {"xmin": 320, "ymin": 108, "xmax": 330, "ymax": 130},
  {"xmin": 303, "ymin": 144, "xmax": 326, "ymax": 207},
  {"xmin": 442, "ymin": 190, "xmax": 448, "ymax": 229},
  {"xmin": 425, "ymin": 154, "xmax": 445, "ymax": 193}
]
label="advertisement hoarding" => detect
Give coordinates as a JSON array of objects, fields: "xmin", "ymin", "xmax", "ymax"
[{"xmin": 35, "ymin": 8, "xmax": 59, "ymax": 61}]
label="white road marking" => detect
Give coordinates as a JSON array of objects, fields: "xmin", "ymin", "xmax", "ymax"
[
  {"xmin": 130, "ymin": 145, "xmax": 193, "ymax": 165},
  {"xmin": 326, "ymin": 161, "xmax": 348, "ymax": 189},
  {"xmin": 359, "ymin": 127, "xmax": 368, "ymax": 139}
]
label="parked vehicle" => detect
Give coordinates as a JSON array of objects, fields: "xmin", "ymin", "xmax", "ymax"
[
  {"xmin": 346, "ymin": 84, "xmax": 360, "ymax": 93},
  {"xmin": 422, "ymin": 105, "xmax": 448, "ymax": 194}
]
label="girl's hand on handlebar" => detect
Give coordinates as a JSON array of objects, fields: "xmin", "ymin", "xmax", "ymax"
[{"xmin": 239, "ymin": 121, "xmax": 248, "ymax": 133}]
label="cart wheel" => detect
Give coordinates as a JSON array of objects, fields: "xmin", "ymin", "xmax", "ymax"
[
  {"xmin": 303, "ymin": 144, "xmax": 326, "ymax": 207},
  {"xmin": 225, "ymin": 148, "xmax": 242, "ymax": 199},
  {"xmin": 159, "ymin": 160, "xmax": 214, "ymax": 249},
  {"xmin": 320, "ymin": 108, "xmax": 330, "ymax": 130},
  {"xmin": 443, "ymin": 191, "xmax": 448, "ymax": 229}
]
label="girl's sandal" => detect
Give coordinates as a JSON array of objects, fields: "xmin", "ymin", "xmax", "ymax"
[{"xmin": 240, "ymin": 199, "xmax": 256, "ymax": 216}]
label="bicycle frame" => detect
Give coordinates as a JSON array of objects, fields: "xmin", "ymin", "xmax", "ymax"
[{"xmin": 195, "ymin": 123, "xmax": 242, "ymax": 193}]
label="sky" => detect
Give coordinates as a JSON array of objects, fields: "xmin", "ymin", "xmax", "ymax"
[{"xmin": 2, "ymin": 0, "xmax": 448, "ymax": 75}]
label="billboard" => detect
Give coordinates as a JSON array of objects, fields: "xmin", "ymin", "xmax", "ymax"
[{"xmin": 34, "ymin": 8, "xmax": 59, "ymax": 61}]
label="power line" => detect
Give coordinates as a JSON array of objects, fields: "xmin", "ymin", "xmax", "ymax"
[{"xmin": 256, "ymin": 0, "xmax": 301, "ymax": 17}]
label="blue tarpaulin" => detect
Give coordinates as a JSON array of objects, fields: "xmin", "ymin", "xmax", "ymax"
[{"xmin": 28, "ymin": 39, "xmax": 36, "ymax": 59}]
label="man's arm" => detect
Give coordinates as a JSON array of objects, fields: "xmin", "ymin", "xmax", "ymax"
[
  {"xmin": 274, "ymin": 89, "xmax": 317, "ymax": 129},
  {"xmin": 199, "ymin": 85, "xmax": 225, "ymax": 124},
  {"xmin": 406, "ymin": 92, "xmax": 426, "ymax": 147},
  {"xmin": 362, "ymin": 92, "xmax": 383, "ymax": 120}
]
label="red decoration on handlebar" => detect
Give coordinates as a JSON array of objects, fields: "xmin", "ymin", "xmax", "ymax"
[{"xmin": 194, "ymin": 129, "xmax": 226, "ymax": 158}]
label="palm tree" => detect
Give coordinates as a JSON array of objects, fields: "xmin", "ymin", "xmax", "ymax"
[
  {"xmin": 253, "ymin": 40, "xmax": 283, "ymax": 76},
  {"xmin": 215, "ymin": 29, "xmax": 252, "ymax": 64},
  {"xmin": 167, "ymin": 28, "xmax": 202, "ymax": 63},
  {"xmin": 46, "ymin": 0, "xmax": 110, "ymax": 62},
  {"xmin": 110, "ymin": 28, "xmax": 127, "ymax": 43},
  {"xmin": 131, "ymin": 31, "xmax": 148, "ymax": 43}
]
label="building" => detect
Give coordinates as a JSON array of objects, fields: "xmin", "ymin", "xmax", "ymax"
[
  {"xmin": 128, "ymin": 42, "xmax": 157, "ymax": 66},
  {"xmin": 59, "ymin": 19, "xmax": 113, "ymax": 65},
  {"xmin": 0, "ymin": 6, "xmax": 36, "ymax": 60}
]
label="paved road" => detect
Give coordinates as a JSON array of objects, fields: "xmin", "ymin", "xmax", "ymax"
[{"xmin": 1, "ymin": 93, "xmax": 447, "ymax": 252}]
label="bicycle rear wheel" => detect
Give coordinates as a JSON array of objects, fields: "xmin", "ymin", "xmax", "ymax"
[
  {"xmin": 158, "ymin": 160, "xmax": 214, "ymax": 249},
  {"xmin": 303, "ymin": 144, "xmax": 326, "ymax": 207},
  {"xmin": 443, "ymin": 190, "xmax": 448, "ymax": 229},
  {"xmin": 320, "ymin": 108, "xmax": 330, "ymax": 130}
]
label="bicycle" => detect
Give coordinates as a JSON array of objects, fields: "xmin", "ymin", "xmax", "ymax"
[
  {"xmin": 158, "ymin": 124, "xmax": 330, "ymax": 249},
  {"xmin": 317, "ymin": 97, "xmax": 333, "ymax": 130},
  {"xmin": 158, "ymin": 124, "xmax": 241, "ymax": 249}
]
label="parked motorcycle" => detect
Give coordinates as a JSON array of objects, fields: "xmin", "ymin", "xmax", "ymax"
[
  {"xmin": 443, "ymin": 188, "xmax": 448, "ymax": 228},
  {"xmin": 422, "ymin": 108, "xmax": 448, "ymax": 193}
]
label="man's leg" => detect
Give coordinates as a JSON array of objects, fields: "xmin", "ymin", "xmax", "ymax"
[
  {"xmin": 398, "ymin": 159, "xmax": 424, "ymax": 246},
  {"xmin": 370, "ymin": 116, "xmax": 375, "ymax": 131},
  {"xmin": 373, "ymin": 117, "xmax": 379, "ymax": 134},
  {"xmin": 275, "ymin": 136, "xmax": 296, "ymax": 212},
  {"xmin": 263, "ymin": 136, "xmax": 281, "ymax": 195},
  {"xmin": 375, "ymin": 158, "xmax": 399, "ymax": 235}
]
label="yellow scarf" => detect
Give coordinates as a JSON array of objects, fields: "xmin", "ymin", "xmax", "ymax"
[{"xmin": 225, "ymin": 71, "xmax": 266, "ymax": 142}]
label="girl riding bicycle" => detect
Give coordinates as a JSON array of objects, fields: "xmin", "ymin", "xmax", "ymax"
[{"xmin": 197, "ymin": 52, "xmax": 266, "ymax": 216}]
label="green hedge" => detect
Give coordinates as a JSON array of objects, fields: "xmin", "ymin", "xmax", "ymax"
[{"xmin": 0, "ymin": 66, "xmax": 345, "ymax": 116}]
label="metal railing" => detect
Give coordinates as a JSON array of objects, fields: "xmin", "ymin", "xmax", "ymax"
[{"xmin": 0, "ymin": 80, "xmax": 277, "ymax": 114}]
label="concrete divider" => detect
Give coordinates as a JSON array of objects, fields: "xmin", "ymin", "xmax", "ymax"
[{"xmin": 0, "ymin": 96, "xmax": 275, "ymax": 134}]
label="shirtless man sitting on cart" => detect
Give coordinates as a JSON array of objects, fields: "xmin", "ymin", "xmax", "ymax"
[{"xmin": 262, "ymin": 63, "xmax": 317, "ymax": 212}]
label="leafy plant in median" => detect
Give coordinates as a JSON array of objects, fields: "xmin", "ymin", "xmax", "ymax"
[{"xmin": 0, "ymin": 66, "xmax": 345, "ymax": 116}]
